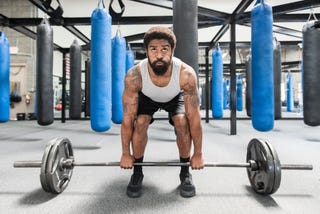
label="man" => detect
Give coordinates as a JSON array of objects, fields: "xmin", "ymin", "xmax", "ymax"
[{"xmin": 120, "ymin": 26, "xmax": 204, "ymax": 198}]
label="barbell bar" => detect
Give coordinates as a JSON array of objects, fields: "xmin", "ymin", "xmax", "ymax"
[
  {"xmin": 13, "ymin": 137, "xmax": 313, "ymax": 195},
  {"xmin": 14, "ymin": 160, "xmax": 312, "ymax": 170}
]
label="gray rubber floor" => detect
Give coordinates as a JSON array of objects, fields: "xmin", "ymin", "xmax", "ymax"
[{"xmin": 1, "ymin": 112, "xmax": 319, "ymax": 214}]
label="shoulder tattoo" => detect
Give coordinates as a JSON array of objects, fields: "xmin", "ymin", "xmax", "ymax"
[{"xmin": 126, "ymin": 66, "xmax": 141, "ymax": 91}]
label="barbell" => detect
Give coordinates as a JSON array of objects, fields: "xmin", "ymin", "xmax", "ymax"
[{"xmin": 13, "ymin": 137, "xmax": 313, "ymax": 195}]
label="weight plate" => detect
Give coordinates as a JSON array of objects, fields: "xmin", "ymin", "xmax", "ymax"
[
  {"xmin": 264, "ymin": 139, "xmax": 281, "ymax": 194},
  {"xmin": 43, "ymin": 138, "xmax": 74, "ymax": 194},
  {"xmin": 40, "ymin": 140, "xmax": 56, "ymax": 192},
  {"xmin": 246, "ymin": 138, "xmax": 281, "ymax": 195}
]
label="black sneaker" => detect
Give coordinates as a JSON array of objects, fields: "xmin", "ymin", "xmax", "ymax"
[
  {"xmin": 179, "ymin": 173, "xmax": 196, "ymax": 198},
  {"xmin": 126, "ymin": 173, "xmax": 144, "ymax": 198}
]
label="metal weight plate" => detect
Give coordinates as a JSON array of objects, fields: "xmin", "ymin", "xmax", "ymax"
[
  {"xmin": 246, "ymin": 138, "xmax": 281, "ymax": 195},
  {"xmin": 263, "ymin": 139, "xmax": 281, "ymax": 194},
  {"xmin": 41, "ymin": 138, "xmax": 74, "ymax": 194},
  {"xmin": 40, "ymin": 140, "xmax": 56, "ymax": 192}
]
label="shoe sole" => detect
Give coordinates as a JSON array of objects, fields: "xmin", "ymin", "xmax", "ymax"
[
  {"xmin": 180, "ymin": 186, "xmax": 196, "ymax": 198},
  {"xmin": 127, "ymin": 189, "xmax": 142, "ymax": 198}
]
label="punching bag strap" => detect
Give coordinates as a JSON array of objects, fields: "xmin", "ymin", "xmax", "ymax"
[
  {"xmin": 307, "ymin": 8, "xmax": 318, "ymax": 22},
  {"xmin": 42, "ymin": 0, "xmax": 64, "ymax": 18},
  {"xmin": 109, "ymin": 0, "xmax": 125, "ymax": 23},
  {"xmin": 98, "ymin": 0, "xmax": 106, "ymax": 8}
]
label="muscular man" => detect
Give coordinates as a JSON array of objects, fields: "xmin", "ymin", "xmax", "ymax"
[{"xmin": 120, "ymin": 26, "xmax": 204, "ymax": 198}]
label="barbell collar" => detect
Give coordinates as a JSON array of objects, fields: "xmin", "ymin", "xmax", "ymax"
[
  {"xmin": 281, "ymin": 164, "xmax": 313, "ymax": 170},
  {"xmin": 14, "ymin": 161, "xmax": 42, "ymax": 168}
]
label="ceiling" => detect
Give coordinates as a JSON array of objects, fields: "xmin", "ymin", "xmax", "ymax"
[{"xmin": 1, "ymin": 0, "xmax": 320, "ymax": 53}]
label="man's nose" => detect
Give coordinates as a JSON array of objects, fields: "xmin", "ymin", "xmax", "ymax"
[{"xmin": 156, "ymin": 51, "xmax": 163, "ymax": 59}]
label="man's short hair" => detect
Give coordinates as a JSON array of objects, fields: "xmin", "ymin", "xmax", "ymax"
[{"xmin": 143, "ymin": 26, "xmax": 176, "ymax": 49}]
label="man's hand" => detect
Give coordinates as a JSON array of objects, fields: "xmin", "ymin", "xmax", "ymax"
[
  {"xmin": 190, "ymin": 153, "xmax": 204, "ymax": 170},
  {"xmin": 120, "ymin": 154, "xmax": 135, "ymax": 169}
]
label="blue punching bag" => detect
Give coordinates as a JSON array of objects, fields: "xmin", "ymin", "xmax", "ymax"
[
  {"xmin": 125, "ymin": 44, "xmax": 135, "ymax": 73},
  {"xmin": 226, "ymin": 79, "xmax": 230, "ymax": 109},
  {"xmin": 286, "ymin": 72, "xmax": 294, "ymax": 112},
  {"xmin": 0, "ymin": 32, "xmax": 10, "ymax": 122},
  {"xmin": 236, "ymin": 74, "xmax": 243, "ymax": 111},
  {"xmin": 90, "ymin": 1, "xmax": 112, "ymax": 132},
  {"xmin": 111, "ymin": 30, "xmax": 126, "ymax": 124},
  {"xmin": 251, "ymin": 0, "xmax": 274, "ymax": 131},
  {"xmin": 211, "ymin": 45, "xmax": 223, "ymax": 118},
  {"xmin": 223, "ymin": 79, "xmax": 228, "ymax": 110}
]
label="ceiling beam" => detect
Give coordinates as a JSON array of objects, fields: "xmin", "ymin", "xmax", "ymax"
[
  {"xmin": 237, "ymin": 0, "xmax": 320, "ymax": 23},
  {"xmin": 273, "ymin": 13, "xmax": 320, "ymax": 22},
  {"xmin": 0, "ymin": 13, "xmax": 65, "ymax": 52},
  {"xmin": 4, "ymin": 15, "xmax": 221, "ymax": 26},
  {"xmin": 207, "ymin": 0, "xmax": 254, "ymax": 50},
  {"xmin": 129, "ymin": 0, "xmax": 230, "ymax": 22},
  {"xmin": 28, "ymin": 0, "xmax": 90, "ymax": 44}
]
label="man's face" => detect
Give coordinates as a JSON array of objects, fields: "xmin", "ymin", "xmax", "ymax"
[{"xmin": 147, "ymin": 39, "xmax": 173, "ymax": 76}]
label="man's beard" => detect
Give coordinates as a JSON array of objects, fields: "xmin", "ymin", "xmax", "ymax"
[{"xmin": 149, "ymin": 59, "xmax": 170, "ymax": 76}]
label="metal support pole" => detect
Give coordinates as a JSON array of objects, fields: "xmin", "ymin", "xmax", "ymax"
[
  {"xmin": 230, "ymin": 22, "xmax": 237, "ymax": 135},
  {"xmin": 205, "ymin": 48, "xmax": 210, "ymax": 123},
  {"xmin": 61, "ymin": 52, "xmax": 67, "ymax": 123}
]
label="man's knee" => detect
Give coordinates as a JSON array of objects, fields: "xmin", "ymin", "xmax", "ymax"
[
  {"xmin": 172, "ymin": 114, "xmax": 190, "ymax": 136},
  {"xmin": 135, "ymin": 115, "xmax": 152, "ymax": 131}
]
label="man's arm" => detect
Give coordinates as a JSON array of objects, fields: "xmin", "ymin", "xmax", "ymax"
[
  {"xmin": 180, "ymin": 64, "xmax": 204, "ymax": 169},
  {"xmin": 120, "ymin": 65, "xmax": 141, "ymax": 169}
]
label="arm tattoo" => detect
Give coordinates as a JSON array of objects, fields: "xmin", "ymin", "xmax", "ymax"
[
  {"xmin": 183, "ymin": 71, "xmax": 200, "ymax": 114},
  {"xmin": 127, "ymin": 67, "xmax": 141, "ymax": 88},
  {"xmin": 123, "ymin": 96, "xmax": 138, "ymax": 114},
  {"xmin": 123, "ymin": 66, "xmax": 141, "ymax": 118}
]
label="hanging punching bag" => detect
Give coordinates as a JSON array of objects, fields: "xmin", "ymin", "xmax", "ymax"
[
  {"xmin": 236, "ymin": 74, "xmax": 243, "ymax": 111},
  {"xmin": 273, "ymin": 38, "xmax": 282, "ymax": 119},
  {"xmin": 211, "ymin": 45, "xmax": 223, "ymax": 118},
  {"xmin": 90, "ymin": 1, "xmax": 112, "ymax": 132},
  {"xmin": 69, "ymin": 39, "xmax": 82, "ymax": 119},
  {"xmin": 111, "ymin": 30, "xmax": 126, "ymax": 124},
  {"xmin": 36, "ymin": 18, "xmax": 54, "ymax": 126},
  {"xmin": 286, "ymin": 72, "xmax": 294, "ymax": 112},
  {"xmin": 245, "ymin": 54, "xmax": 252, "ymax": 117},
  {"xmin": 303, "ymin": 20, "xmax": 320, "ymax": 126},
  {"xmin": 0, "ymin": 32, "xmax": 10, "ymax": 122},
  {"xmin": 251, "ymin": 0, "xmax": 274, "ymax": 131},
  {"xmin": 223, "ymin": 79, "xmax": 228, "ymax": 110},
  {"xmin": 125, "ymin": 44, "xmax": 135, "ymax": 73},
  {"xmin": 226, "ymin": 79, "xmax": 230, "ymax": 109}
]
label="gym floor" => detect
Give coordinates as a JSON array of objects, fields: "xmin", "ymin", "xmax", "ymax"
[{"xmin": 1, "ymin": 111, "xmax": 319, "ymax": 214}]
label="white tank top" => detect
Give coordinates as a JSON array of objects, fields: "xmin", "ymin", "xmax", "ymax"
[{"xmin": 140, "ymin": 57, "xmax": 182, "ymax": 102}]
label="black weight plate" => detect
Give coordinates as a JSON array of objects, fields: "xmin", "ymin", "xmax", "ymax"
[
  {"xmin": 40, "ymin": 139, "xmax": 56, "ymax": 192},
  {"xmin": 44, "ymin": 138, "xmax": 74, "ymax": 194},
  {"xmin": 246, "ymin": 138, "xmax": 279, "ymax": 195},
  {"xmin": 264, "ymin": 139, "xmax": 281, "ymax": 194}
]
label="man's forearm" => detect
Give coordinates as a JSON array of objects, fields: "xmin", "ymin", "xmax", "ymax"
[
  {"xmin": 121, "ymin": 118, "xmax": 134, "ymax": 155},
  {"xmin": 189, "ymin": 117, "xmax": 203, "ymax": 155}
]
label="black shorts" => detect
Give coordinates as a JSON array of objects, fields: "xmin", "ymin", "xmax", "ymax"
[{"xmin": 137, "ymin": 91, "xmax": 185, "ymax": 125}]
